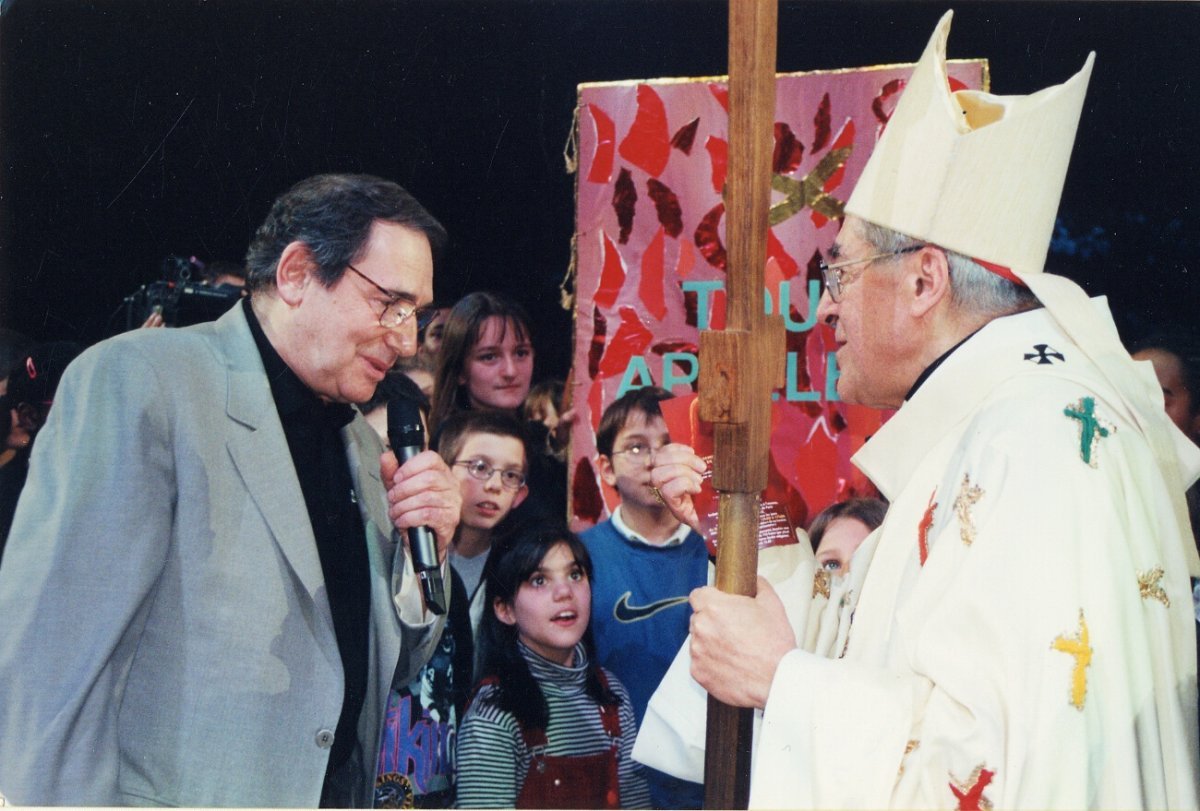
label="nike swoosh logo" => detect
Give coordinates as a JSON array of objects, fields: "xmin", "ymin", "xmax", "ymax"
[{"xmin": 612, "ymin": 591, "xmax": 689, "ymax": 623}]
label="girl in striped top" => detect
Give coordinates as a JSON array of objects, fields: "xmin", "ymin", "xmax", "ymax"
[{"xmin": 455, "ymin": 527, "xmax": 650, "ymax": 809}]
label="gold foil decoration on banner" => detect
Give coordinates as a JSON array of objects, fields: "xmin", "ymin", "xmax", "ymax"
[{"xmin": 768, "ymin": 145, "xmax": 851, "ymax": 227}]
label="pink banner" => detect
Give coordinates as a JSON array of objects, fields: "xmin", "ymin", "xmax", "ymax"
[{"xmin": 570, "ymin": 61, "xmax": 987, "ymax": 531}]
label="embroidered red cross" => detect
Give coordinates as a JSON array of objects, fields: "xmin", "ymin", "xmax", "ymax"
[
  {"xmin": 949, "ymin": 765, "xmax": 994, "ymax": 811},
  {"xmin": 917, "ymin": 489, "xmax": 937, "ymax": 566}
]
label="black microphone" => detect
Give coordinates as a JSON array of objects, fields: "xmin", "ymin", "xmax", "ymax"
[{"xmin": 387, "ymin": 397, "xmax": 448, "ymax": 615}]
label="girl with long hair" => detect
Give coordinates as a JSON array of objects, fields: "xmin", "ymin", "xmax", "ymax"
[
  {"xmin": 429, "ymin": 292, "xmax": 567, "ymax": 520},
  {"xmin": 455, "ymin": 527, "xmax": 649, "ymax": 809}
]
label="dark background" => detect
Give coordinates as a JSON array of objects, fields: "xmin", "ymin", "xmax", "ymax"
[{"xmin": 1, "ymin": 0, "xmax": 1196, "ymax": 380}]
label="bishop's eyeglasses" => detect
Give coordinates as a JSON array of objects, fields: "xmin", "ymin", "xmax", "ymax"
[{"xmin": 818, "ymin": 243, "xmax": 925, "ymax": 302}]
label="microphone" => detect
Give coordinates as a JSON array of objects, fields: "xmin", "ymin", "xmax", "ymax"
[{"xmin": 387, "ymin": 397, "xmax": 448, "ymax": 616}]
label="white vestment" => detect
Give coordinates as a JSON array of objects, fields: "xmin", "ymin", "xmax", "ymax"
[{"xmin": 638, "ymin": 303, "xmax": 1200, "ymax": 809}]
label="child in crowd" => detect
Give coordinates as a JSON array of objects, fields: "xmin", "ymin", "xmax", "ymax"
[
  {"xmin": 435, "ymin": 410, "xmax": 530, "ymax": 643},
  {"xmin": 807, "ymin": 497, "xmax": 888, "ymax": 578},
  {"xmin": 524, "ymin": 379, "xmax": 568, "ymax": 463},
  {"xmin": 455, "ymin": 527, "xmax": 650, "ymax": 809},
  {"xmin": 365, "ymin": 379, "xmax": 475, "ymax": 809},
  {"xmin": 581, "ymin": 387, "xmax": 708, "ymax": 809},
  {"xmin": 429, "ymin": 292, "xmax": 535, "ymax": 435},
  {"xmin": 430, "ymin": 291, "xmax": 565, "ymax": 520}
]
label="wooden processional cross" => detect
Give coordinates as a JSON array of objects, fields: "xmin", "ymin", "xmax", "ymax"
[{"xmin": 699, "ymin": 0, "xmax": 785, "ymax": 807}]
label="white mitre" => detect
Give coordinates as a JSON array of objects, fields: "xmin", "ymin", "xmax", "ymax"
[{"xmin": 848, "ymin": 10, "xmax": 1200, "ymax": 575}]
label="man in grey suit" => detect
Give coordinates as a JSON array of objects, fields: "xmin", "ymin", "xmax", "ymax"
[{"xmin": 0, "ymin": 174, "xmax": 464, "ymax": 807}]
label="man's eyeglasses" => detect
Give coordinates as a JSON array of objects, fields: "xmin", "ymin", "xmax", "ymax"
[
  {"xmin": 453, "ymin": 458, "xmax": 527, "ymax": 491},
  {"xmin": 346, "ymin": 264, "xmax": 438, "ymax": 330},
  {"xmin": 611, "ymin": 442, "xmax": 664, "ymax": 463},
  {"xmin": 818, "ymin": 244, "xmax": 925, "ymax": 302}
]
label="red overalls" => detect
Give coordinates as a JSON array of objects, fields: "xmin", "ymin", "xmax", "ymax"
[{"xmin": 477, "ymin": 671, "xmax": 623, "ymax": 809}]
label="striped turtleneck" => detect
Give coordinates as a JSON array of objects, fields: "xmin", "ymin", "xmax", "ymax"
[{"xmin": 455, "ymin": 642, "xmax": 650, "ymax": 808}]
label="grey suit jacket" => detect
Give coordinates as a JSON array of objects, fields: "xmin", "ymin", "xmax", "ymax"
[{"xmin": 0, "ymin": 306, "xmax": 442, "ymax": 807}]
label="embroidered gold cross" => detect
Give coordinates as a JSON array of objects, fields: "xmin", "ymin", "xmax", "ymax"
[
  {"xmin": 953, "ymin": 474, "xmax": 984, "ymax": 546},
  {"xmin": 1137, "ymin": 567, "xmax": 1170, "ymax": 607},
  {"xmin": 812, "ymin": 568, "xmax": 831, "ymax": 599},
  {"xmin": 1051, "ymin": 609, "xmax": 1092, "ymax": 711}
]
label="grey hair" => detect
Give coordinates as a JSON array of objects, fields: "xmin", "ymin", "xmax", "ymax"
[{"xmin": 857, "ymin": 221, "xmax": 1038, "ymax": 318}]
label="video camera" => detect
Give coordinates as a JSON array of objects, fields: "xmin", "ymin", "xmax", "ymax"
[{"xmin": 121, "ymin": 255, "xmax": 242, "ymax": 331}]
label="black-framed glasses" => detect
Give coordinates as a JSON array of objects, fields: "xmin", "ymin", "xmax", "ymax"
[
  {"xmin": 611, "ymin": 442, "xmax": 664, "ymax": 463},
  {"xmin": 346, "ymin": 264, "xmax": 439, "ymax": 330},
  {"xmin": 818, "ymin": 244, "xmax": 925, "ymax": 302},
  {"xmin": 453, "ymin": 458, "xmax": 527, "ymax": 491}
]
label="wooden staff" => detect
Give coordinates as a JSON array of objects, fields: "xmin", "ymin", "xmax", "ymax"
[{"xmin": 697, "ymin": 0, "xmax": 785, "ymax": 807}]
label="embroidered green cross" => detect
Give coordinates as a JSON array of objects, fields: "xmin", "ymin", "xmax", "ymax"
[{"xmin": 1063, "ymin": 396, "xmax": 1114, "ymax": 468}]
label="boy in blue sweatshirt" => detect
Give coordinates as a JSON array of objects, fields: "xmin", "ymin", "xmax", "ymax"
[{"xmin": 581, "ymin": 387, "xmax": 708, "ymax": 809}]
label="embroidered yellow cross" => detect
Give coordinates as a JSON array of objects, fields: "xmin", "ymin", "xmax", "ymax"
[
  {"xmin": 1051, "ymin": 609, "xmax": 1092, "ymax": 711},
  {"xmin": 953, "ymin": 473, "xmax": 984, "ymax": 546},
  {"xmin": 1137, "ymin": 567, "xmax": 1170, "ymax": 607}
]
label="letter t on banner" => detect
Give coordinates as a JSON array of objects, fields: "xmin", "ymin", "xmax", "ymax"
[{"xmin": 699, "ymin": 0, "xmax": 786, "ymax": 808}]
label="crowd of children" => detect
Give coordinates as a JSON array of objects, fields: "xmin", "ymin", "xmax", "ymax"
[{"xmin": 351, "ymin": 288, "xmax": 896, "ymax": 808}]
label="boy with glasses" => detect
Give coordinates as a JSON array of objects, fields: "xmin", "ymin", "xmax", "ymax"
[
  {"xmin": 582, "ymin": 387, "xmax": 708, "ymax": 809},
  {"xmin": 435, "ymin": 410, "xmax": 531, "ymax": 644}
]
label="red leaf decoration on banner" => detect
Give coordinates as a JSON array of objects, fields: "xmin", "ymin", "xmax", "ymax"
[
  {"xmin": 586, "ymin": 103, "xmax": 616, "ymax": 184},
  {"xmin": 639, "ymin": 227, "xmax": 668, "ymax": 320},
  {"xmin": 772, "ymin": 122, "xmax": 805, "ymax": 174},
  {"xmin": 704, "ymin": 136, "xmax": 728, "ymax": 194},
  {"xmin": 766, "ymin": 230, "xmax": 799, "ymax": 280},
  {"xmin": 871, "ymin": 78, "xmax": 906, "ymax": 133},
  {"xmin": 812, "ymin": 92, "xmax": 831, "ymax": 152},
  {"xmin": 646, "ymin": 179, "xmax": 683, "ymax": 238},
  {"xmin": 829, "ymin": 408, "xmax": 848, "ymax": 433},
  {"xmin": 824, "ymin": 120, "xmax": 855, "ymax": 191},
  {"xmin": 682, "ymin": 283, "xmax": 699, "ymax": 328},
  {"xmin": 594, "ymin": 231, "xmax": 626, "ymax": 309},
  {"xmin": 675, "ymin": 237, "xmax": 696, "ymax": 279},
  {"xmin": 588, "ymin": 305, "xmax": 608, "ymax": 379},
  {"xmin": 618, "ymin": 84, "xmax": 671, "ymax": 178},
  {"xmin": 613, "ymin": 167, "xmax": 637, "ymax": 244},
  {"xmin": 651, "ymin": 339, "xmax": 699, "ymax": 356},
  {"xmin": 598, "ymin": 306, "xmax": 655, "ymax": 377},
  {"xmin": 671, "ymin": 117, "xmax": 700, "ymax": 155},
  {"xmin": 947, "ymin": 76, "xmax": 968, "ymax": 93},
  {"xmin": 694, "ymin": 202, "xmax": 727, "ymax": 270},
  {"xmin": 572, "ymin": 456, "xmax": 605, "ymax": 524},
  {"xmin": 708, "ymin": 83, "xmax": 729, "ymax": 112},
  {"xmin": 587, "ymin": 377, "xmax": 604, "ymax": 432},
  {"xmin": 805, "ymin": 248, "xmax": 824, "ymax": 285}
]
